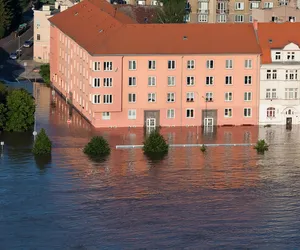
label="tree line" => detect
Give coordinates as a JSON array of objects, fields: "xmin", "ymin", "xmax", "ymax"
[{"xmin": 0, "ymin": 0, "xmax": 31, "ymax": 38}]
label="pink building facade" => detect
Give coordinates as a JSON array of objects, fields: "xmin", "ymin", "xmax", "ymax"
[{"xmin": 49, "ymin": 0, "xmax": 261, "ymax": 128}]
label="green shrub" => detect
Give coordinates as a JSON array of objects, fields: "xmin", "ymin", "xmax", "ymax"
[
  {"xmin": 32, "ymin": 128, "xmax": 52, "ymax": 155},
  {"xmin": 143, "ymin": 130, "xmax": 169, "ymax": 156},
  {"xmin": 40, "ymin": 64, "xmax": 50, "ymax": 84},
  {"xmin": 254, "ymin": 139, "xmax": 269, "ymax": 154},
  {"xmin": 200, "ymin": 144, "xmax": 207, "ymax": 153},
  {"xmin": 83, "ymin": 136, "xmax": 111, "ymax": 157}
]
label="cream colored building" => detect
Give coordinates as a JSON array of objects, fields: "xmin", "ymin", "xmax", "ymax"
[
  {"xmin": 252, "ymin": 5, "xmax": 300, "ymax": 22},
  {"xmin": 33, "ymin": 0, "xmax": 76, "ymax": 63}
]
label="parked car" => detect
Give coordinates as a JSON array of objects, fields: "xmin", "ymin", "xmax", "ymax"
[
  {"xmin": 23, "ymin": 40, "xmax": 33, "ymax": 48},
  {"xmin": 9, "ymin": 52, "xmax": 18, "ymax": 60}
]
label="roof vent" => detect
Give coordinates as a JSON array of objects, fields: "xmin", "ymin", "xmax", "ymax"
[
  {"xmin": 269, "ymin": 39, "xmax": 273, "ymax": 43},
  {"xmin": 183, "ymin": 36, "xmax": 188, "ymax": 40},
  {"xmin": 75, "ymin": 12, "xmax": 78, "ymax": 16},
  {"xmin": 99, "ymin": 29, "xmax": 103, "ymax": 33}
]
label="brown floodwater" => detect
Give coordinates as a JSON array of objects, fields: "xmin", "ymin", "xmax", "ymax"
[{"xmin": 1, "ymin": 83, "xmax": 300, "ymax": 249}]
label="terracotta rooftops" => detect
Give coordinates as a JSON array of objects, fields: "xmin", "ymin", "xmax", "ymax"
[
  {"xmin": 257, "ymin": 22, "xmax": 300, "ymax": 64},
  {"xmin": 49, "ymin": 0, "xmax": 261, "ymax": 55}
]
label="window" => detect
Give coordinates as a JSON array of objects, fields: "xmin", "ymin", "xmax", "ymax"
[
  {"xmin": 244, "ymin": 108, "xmax": 251, "ymax": 117},
  {"xmin": 244, "ymin": 76, "xmax": 252, "ymax": 84},
  {"xmin": 245, "ymin": 59, "xmax": 252, "ymax": 69},
  {"xmin": 37, "ymin": 34, "xmax": 41, "ymax": 40},
  {"xmin": 206, "ymin": 60, "xmax": 214, "ymax": 69},
  {"xmin": 128, "ymin": 109, "xmax": 136, "ymax": 119},
  {"xmin": 279, "ymin": 0, "xmax": 288, "ymax": 5},
  {"xmin": 148, "ymin": 60, "xmax": 156, "ymax": 70},
  {"xmin": 129, "ymin": 77, "xmax": 136, "ymax": 86},
  {"xmin": 187, "ymin": 76, "xmax": 195, "ymax": 86},
  {"xmin": 285, "ymin": 70, "xmax": 298, "ymax": 80},
  {"xmin": 285, "ymin": 88, "xmax": 298, "ymax": 99},
  {"xmin": 93, "ymin": 78, "xmax": 100, "ymax": 87},
  {"xmin": 226, "ymin": 59, "xmax": 233, "ymax": 69},
  {"xmin": 103, "ymin": 94, "xmax": 113, "ymax": 104},
  {"xmin": 186, "ymin": 92, "xmax": 194, "ymax": 102},
  {"xmin": 168, "ymin": 76, "xmax": 175, "ymax": 86},
  {"xmin": 148, "ymin": 76, "xmax": 156, "ymax": 86},
  {"xmin": 186, "ymin": 109, "xmax": 194, "ymax": 118},
  {"xmin": 184, "ymin": 14, "xmax": 190, "ymax": 22},
  {"xmin": 275, "ymin": 52, "xmax": 281, "ymax": 60},
  {"xmin": 206, "ymin": 92, "xmax": 213, "ymax": 101},
  {"xmin": 266, "ymin": 88, "xmax": 277, "ymax": 99},
  {"xmin": 167, "ymin": 92, "xmax": 175, "ymax": 102},
  {"xmin": 217, "ymin": 14, "xmax": 227, "ymax": 23},
  {"xmin": 249, "ymin": 15, "xmax": 253, "ymax": 22},
  {"xmin": 103, "ymin": 61, "xmax": 113, "ymax": 71},
  {"xmin": 224, "ymin": 108, "xmax": 232, "ymax": 117},
  {"xmin": 250, "ymin": 2, "xmax": 259, "ymax": 9},
  {"xmin": 264, "ymin": 2, "xmax": 273, "ymax": 8},
  {"xmin": 234, "ymin": 15, "xmax": 244, "ymax": 22},
  {"xmin": 198, "ymin": 14, "xmax": 208, "ymax": 22},
  {"xmin": 167, "ymin": 109, "xmax": 175, "ymax": 119},
  {"xmin": 168, "ymin": 60, "xmax": 176, "ymax": 69},
  {"xmin": 129, "ymin": 60, "xmax": 136, "ymax": 70},
  {"xmin": 103, "ymin": 78, "xmax": 112, "ymax": 87},
  {"xmin": 244, "ymin": 92, "xmax": 252, "ymax": 101},
  {"xmin": 235, "ymin": 2, "xmax": 244, "ymax": 10},
  {"xmin": 287, "ymin": 52, "xmax": 295, "ymax": 60},
  {"xmin": 266, "ymin": 69, "xmax": 277, "ymax": 80},
  {"xmin": 93, "ymin": 94, "xmax": 100, "ymax": 104},
  {"xmin": 225, "ymin": 92, "xmax": 233, "ymax": 101},
  {"xmin": 148, "ymin": 93, "xmax": 156, "ymax": 102},
  {"xmin": 206, "ymin": 76, "xmax": 214, "ymax": 85},
  {"xmin": 187, "ymin": 60, "xmax": 195, "ymax": 69},
  {"xmin": 128, "ymin": 93, "xmax": 136, "ymax": 103},
  {"xmin": 289, "ymin": 16, "xmax": 296, "ymax": 22},
  {"xmin": 102, "ymin": 112, "xmax": 110, "ymax": 120},
  {"xmin": 225, "ymin": 76, "xmax": 232, "ymax": 85},
  {"xmin": 93, "ymin": 62, "xmax": 100, "ymax": 71},
  {"xmin": 217, "ymin": 2, "xmax": 225, "ymax": 10},
  {"xmin": 267, "ymin": 107, "xmax": 275, "ymax": 117}
]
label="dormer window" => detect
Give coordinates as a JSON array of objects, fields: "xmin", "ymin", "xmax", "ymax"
[
  {"xmin": 275, "ymin": 52, "xmax": 281, "ymax": 60},
  {"xmin": 287, "ymin": 52, "xmax": 295, "ymax": 60}
]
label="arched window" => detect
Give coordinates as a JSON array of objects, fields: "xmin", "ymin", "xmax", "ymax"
[{"xmin": 267, "ymin": 107, "xmax": 275, "ymax": 117}]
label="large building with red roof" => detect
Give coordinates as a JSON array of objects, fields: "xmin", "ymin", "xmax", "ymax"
[{"xmin": 49, "ymin": 0, "xmax": 263, "ymax": 128}]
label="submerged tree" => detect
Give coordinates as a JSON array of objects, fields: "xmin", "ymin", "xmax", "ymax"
[
  {"xmin": 143, "ymin": 130, "xmax": 169, "ymax": 157},
  {"xmin": 83, "ymin": 136, "xmax": 111, "ymax": 158},
  {"xmin": 32, "ymin": 128, "xmax": 52, "ymax": 155}
]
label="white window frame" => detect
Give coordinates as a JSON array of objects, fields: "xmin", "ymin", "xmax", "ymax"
[
  {"xmin": 244, "ymin": 76, "xmax": 252, "ymax": 85},
  {"xmin": 103, "ymin": 77, "xmax": 113, "ymax": 87},
  {"xmin": 93, "ymin": 94, "xmax": 100, "ymax": 104},
  {"xmin": 167, "ymin": 109, "xmax": 175, "ymax": 119},
  {"xmin": 225, "ymin": 76, "xmax": 232, "ymax": 85},
  {"xmin": 206, "ymin": 76, "xmax": 214, "ymax": 85},
  {"xmin": 206, "ymin": 92, "xmax": 213, "ymax": 102},
  {"xmin": 168, "ymin": 76, "xmax": 175, "ymax": 86},
  {"xmin": 235, "ymin": 2, "xmax": 244, "ymax": 10},
  {"xmin": 93, "ymin": 78, "xmax": 100, "ymax": 88},
  {"xmin": 148, "ymin": 76, "xmax": 156, "ymax": 86},
  {"xmin": 167, "ymin": 92, "xmax": 175, "ymax": 102},
  {"xmin": 148, "ymin": 60, "xmax": 156, "ymax": 70},
  {"xmin": 244, "ymin": 108, "xmax": 252, "ymax": 117},
  {"xmin": 187, "ymin": 60, "xmax": 195, "ymax": 69},
  {"xmin": 186, "ymin": 92, "xmax": 194, "ymax": 102},
  {"xmin": 198, "ymin": 14, "xmax": 208, "ymax": 23},
  {"xmin": 264, "ymin": 2, "xmax": 273, "ymax": 8},
  {"xmin": 186, "ymin": 108, "xmax": 195, "ymax": 118},
  {"xmin": 224, "ymin": 108, "xmax": 232, "ymax": 117},
  {"xmin": 102, "ymin": 112, "xmax": 110, "ymax": 120},
  {"xmin": 93, "ymin": 62, "xmax": 100, "ymax": 71},
  {"xmin": 226, "ymin": 59, "xmax": 233, "ymax": 69},
  {"xmin": 206, "ymin": 60, "xmax": 214, "ymax": 69},
  {"xmin": 168, "ymin": 60, "xmax": 176, "ymax": 70},
  {"xmin": 103, "ymin": 61, "xmax": 113, "ymax": 71},
  {"xmin": 217, "ymin": 14, "xmax": 227, "ymax": 23},
  {"xmin": 225, "ymin": 92, "xmax": 233, "ymax": 101},
  {"xmin": 129, "ymin": 77, "xmax": 136, "ymax": 86},
  {"xmin": 148, "ymin": 93, "xmax": 156, "ymax": 102},
  {"xmin": 250, "ymin": 2, "xmax": 259, "ymax": 9},
  {"xmin": 285, "ymin": 88, "xmax": 298, "ymax": 99},
  {"xmin": 234, "ymin": 14, "xmax": 244, "ymax": 22},
  {"xmin": 275, "ymin": 52, "xmax": 281, "ymax": 60},
  {"xmin": 187, "ymin": 76, "xmax": 195, "ymax": 86},
  {"xmin": 129, "ymin": 60, "xmax": 137, "ymax": 70},
  {"xmin": 244, "ymin": 92, "xmax": 252, "ymax": 101},
  {"xmin": 245, "ymin": 59, "xmax": 252, "ymax": 69},
  {"xmin": 285, "ymin": 70, "xmax": 298, "ymax": 80},
  {"xmin": 103, "ymin": 94, "xmax": 113, "ymax": 104},
  {"xmin": 128, "ymin": 93, "xmax": 136, "ymax": 103},
  {"xmin": 266, "ymin": 88, "xmax": 277, "ymax": 99},
  {"xmin": 128, "ymin": 109, "xmax": 137, "ymax": 120},
  {"xmin": 287, "ymin": 52, "xmax": 295, "ymax": 61},
  {"xmin": 266, "ymin": 69, "xmax": 277, "ymax": 80}
]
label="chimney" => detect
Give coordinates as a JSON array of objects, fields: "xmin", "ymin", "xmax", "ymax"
[{"xmin": 253, "ymin": 19, "xmax": 258, "ymax": 31}]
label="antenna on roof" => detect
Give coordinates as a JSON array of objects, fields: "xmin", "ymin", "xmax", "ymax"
[{"xmin": 75, "ymin": 12, "xmax": 78, "ymax": 16}]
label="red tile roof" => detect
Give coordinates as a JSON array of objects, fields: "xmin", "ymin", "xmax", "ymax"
[
  {"xmin": 257, "ymin": 22, "xmax": 300, "ymax": 64},
  {"xmin": 49, "ymin": 0, "xmax": 261, "ymax": 55}
]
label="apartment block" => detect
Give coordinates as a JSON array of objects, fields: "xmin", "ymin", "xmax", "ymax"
[
  {"xmin": 49, "ymin": 0, "xmax": 261, "ymax": 128},
  {"xmin": 253, "ymin": 6, "xmax": 300, "ymax": 22}
]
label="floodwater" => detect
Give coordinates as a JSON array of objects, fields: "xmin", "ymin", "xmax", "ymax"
[{"xmin": 1, "ymin": 83, "xmax": 300, "ymax": 249}]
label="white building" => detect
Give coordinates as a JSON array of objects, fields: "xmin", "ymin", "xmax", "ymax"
[{"xmin": 257, "ymin": 22, "xmax": 300, "ymax": 126}]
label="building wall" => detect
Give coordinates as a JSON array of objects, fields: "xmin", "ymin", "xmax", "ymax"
[
  {"xmin": 50, "ymin": 25, "xmax": 260, "ymax": 128},
  {"xmin": 259, "ymin": 43, "xmax": 300, "ymax": 125},
  {"xmin": 252, "ymin": 6, "xmax": 300, "ymax": 22}
]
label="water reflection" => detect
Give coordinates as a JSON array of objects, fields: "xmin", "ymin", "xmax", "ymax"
[{"xmin": 1, "ymin": 84, "xmax": 300, "ymax": 248}]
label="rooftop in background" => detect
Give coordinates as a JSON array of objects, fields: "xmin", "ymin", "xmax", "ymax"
[
  {"xmin": 257, "ymin": 22, "xmax": 300, "ymax": 64},
  {"xmin": 49, "ymin": 0, "xmax": 261, "ymax": 55},
  {"xmin": 116, "ymin": 5, "xmax": 158, "ymax": 23}
]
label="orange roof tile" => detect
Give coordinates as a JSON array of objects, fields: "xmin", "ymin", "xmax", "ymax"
[
  {"xmin": 257, "ymin": 22, "xmax": 300, "ymax": 64},
  {"xmin": 49, "ymin": 0, "xmax": 261, "ymax": 55}
]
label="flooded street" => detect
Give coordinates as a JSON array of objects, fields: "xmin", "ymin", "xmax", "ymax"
[{"xmin": 1, "ymin": 84, "xmax": 300, "ymax": 249}]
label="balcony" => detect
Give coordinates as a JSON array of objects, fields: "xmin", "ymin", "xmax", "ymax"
[
  {"xmin": 197, "ymin": 9, "xmax": 209, "ymax": 14},
  {"xmin": 216, "ymin": 9, "xmax": 229, "ymax": 14}
]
